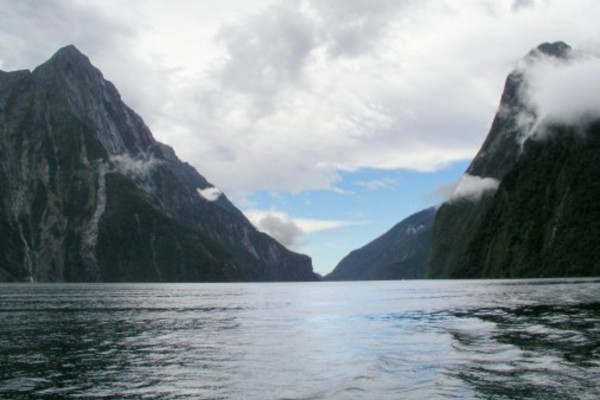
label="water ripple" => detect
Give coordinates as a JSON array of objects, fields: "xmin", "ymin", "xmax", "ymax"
[{"xmin": 0, "ymin": 280, "xmax": 598, "ymax": 399}]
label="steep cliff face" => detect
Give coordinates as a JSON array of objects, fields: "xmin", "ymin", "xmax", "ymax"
[
  {"xmin": 427, "ymin": 42, "xmax": 600, "ymax": 278},
  {"xmin": 0, "ymin": 45, "xmax": 317, "ymax": 282},
  {"xmin": 463, "ymin": 123, "xmax": 600, "ymax": 277},
  {"xmin": 326, "ymin": 208, "xmax": 435, "ymax": 280}
]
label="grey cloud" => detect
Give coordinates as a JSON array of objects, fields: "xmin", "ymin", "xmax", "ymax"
[
  {"xmin": 0, "ymin": 0, "xmax": 132, "ymax": 71},
  {"xmin": 511, "ymin": 0, "xmax": 535, "ymax": 12},
  {"xmin": 210, "ymin": 0, "xmax": 409, "ymax": 113},
  {"xmin": 254, "ymin": 214, "xmax": 305, "ymax": 249},
  {"xmin": 185, "ymin": 0, "xmax": 515, "ymax": 196},
  {"xmin": 215, "ymin": 2, "xmax": 317, "ymax": 98},
  {"xmin": 0, "ymin": 0, "xmax": 174, "ymax": 142},
  {"xmin": 308, "ymin": 0, "xmax": 410, "ymax": 58}
]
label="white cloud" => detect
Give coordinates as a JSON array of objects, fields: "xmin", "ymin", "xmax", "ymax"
[
  {"xmin": 244, "ymin": 209, "xmax": 358, "ymax": 250},
  {"xmin": 354, "ymin": 177, "xmax": 397, "ymax": 191},
  {"xmin": 294, "ymin": 217, "xmax": 360, "ymax": 234},
  {"xmin": 308, "ymin": 0, "xmax": 412, "ymax": 58},
  {"xmin": 450, "ymin": 174, "xmax": 500, "ymax": 202},
  {"xmin": 215, "ymin": 2, "xmax": 317, "ymax": 99},
  {"xmin": 197, "ymin": 187, "xmax": 223, "ymax": 202},
  {"xmin": 521, "ymin": 53, "xmax": 600, "ymax": 137}
]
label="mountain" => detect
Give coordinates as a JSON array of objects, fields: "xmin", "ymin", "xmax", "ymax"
[
  {"xmin": 326, "ymin": 207, "xmax": 435, "ymax": 280},
  {"xmin": 0, "ymin": 45, "xmax": 318, "ymax": 282},
  {"xmin": 427, "ymin": 41, "xmax": 600, "ymax": 278}
]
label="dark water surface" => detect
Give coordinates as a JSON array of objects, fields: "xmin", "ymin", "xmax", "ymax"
[{"xmin": 0, "ymin": 279, "xmax": 598, "ymax": 399}]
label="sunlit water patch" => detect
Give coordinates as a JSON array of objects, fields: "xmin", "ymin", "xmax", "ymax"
[{"xmin": 0, "ymin": 279, "xmax": 598, "ymax": 399}]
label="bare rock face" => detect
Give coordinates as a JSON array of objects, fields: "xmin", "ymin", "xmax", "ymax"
[{"xmin": 0, "ymin": 45, "xmax": 317, "ymax": 282}]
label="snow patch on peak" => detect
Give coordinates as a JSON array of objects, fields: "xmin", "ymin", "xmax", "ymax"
[
  {"xmin": 450, "ymin": 174, "xmax": 500, "ymax": 203},
  {"xmin": 197, "ymin": 187, "xmax": 222, "ymax": 202}
]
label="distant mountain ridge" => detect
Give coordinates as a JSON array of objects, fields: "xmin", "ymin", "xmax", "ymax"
[
  {"xmin": 326, "ymin": 207, "xmax": 435, "ymax": 280},
  {"xmin": 0, "ymin": 45, "xmax": 318, "ymax": 282}
]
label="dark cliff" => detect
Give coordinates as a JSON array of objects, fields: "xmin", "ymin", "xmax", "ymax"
[
  {"xmin": 427, "ymin": 41, "xmax": 600, "ymax": 278},
  {"xmin": 326, "ymin": 208, "xmax": 435, "ymax": 280},
  {"xmin": 0, "ymin": 45, "xmax": 318, "ymax": 282}
]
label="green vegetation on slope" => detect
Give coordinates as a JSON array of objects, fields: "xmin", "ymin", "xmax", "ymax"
[
  {"xmin": 462, "ymin": 123, "xmax": 600, "ymax": 278},
  {"xmin": 97, "ymin": 173, "xmax": 240, "ymax": 282}
]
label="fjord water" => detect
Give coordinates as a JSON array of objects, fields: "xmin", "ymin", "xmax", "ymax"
[{"xmin": 0, "ymin": 280, "xmax": 598, "ymax": 399}]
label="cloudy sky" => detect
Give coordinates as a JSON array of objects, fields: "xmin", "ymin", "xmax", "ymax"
[{"xmin": 2, "ymin": 0, "xmax": 600, "ymax": 274}]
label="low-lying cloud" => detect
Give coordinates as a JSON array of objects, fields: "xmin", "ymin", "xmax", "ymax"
[
  {"xmin": 520, "ymin": 50, "xmax": 600, "ymax": 140},
  {"xmin": 197, "ymin": 187, "xmax": 223, "ymax": 202},
  {"xmin": 450, "ymin": 174, "xmax": 500, "ymax": 203},
  {"xmin": 110, "ymin": 154, "xmax": 161, "ymax": 178}
]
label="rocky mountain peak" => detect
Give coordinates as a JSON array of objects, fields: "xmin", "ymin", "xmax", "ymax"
[
  {"xmin": 467, "ymin": 41, "xmax": 575, "ymax": 180},
  {"xmin": 529, "ymin": 41, "xmax": 572, "ymax": 60},
  {"xmin": 0, "ymin": 46, "xmax": 318, "ymax": 282},
  {"xmin": 501, "ymin": 42, "xmax": 572, "ymax": 109},
  {"xmin": 47, "ymin": 44, "xmax": 91, "ymax": 67},
  {"xmin": 31, "ymin": 45, "xmax": 155, "ymax": 156},
  {"xmin": 34, "ymin": 44, "xmax": 100, "ymax": 85}
]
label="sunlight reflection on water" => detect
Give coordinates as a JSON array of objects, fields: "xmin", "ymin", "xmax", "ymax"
[{"xmin": 0, "ymin": 279, "xmax": 598, "ymax": 399}]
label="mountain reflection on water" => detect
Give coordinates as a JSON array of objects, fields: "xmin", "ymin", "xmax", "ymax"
[{"xmin": 0, "ymin": 279, "xmax": 598, "ymax": 399}]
